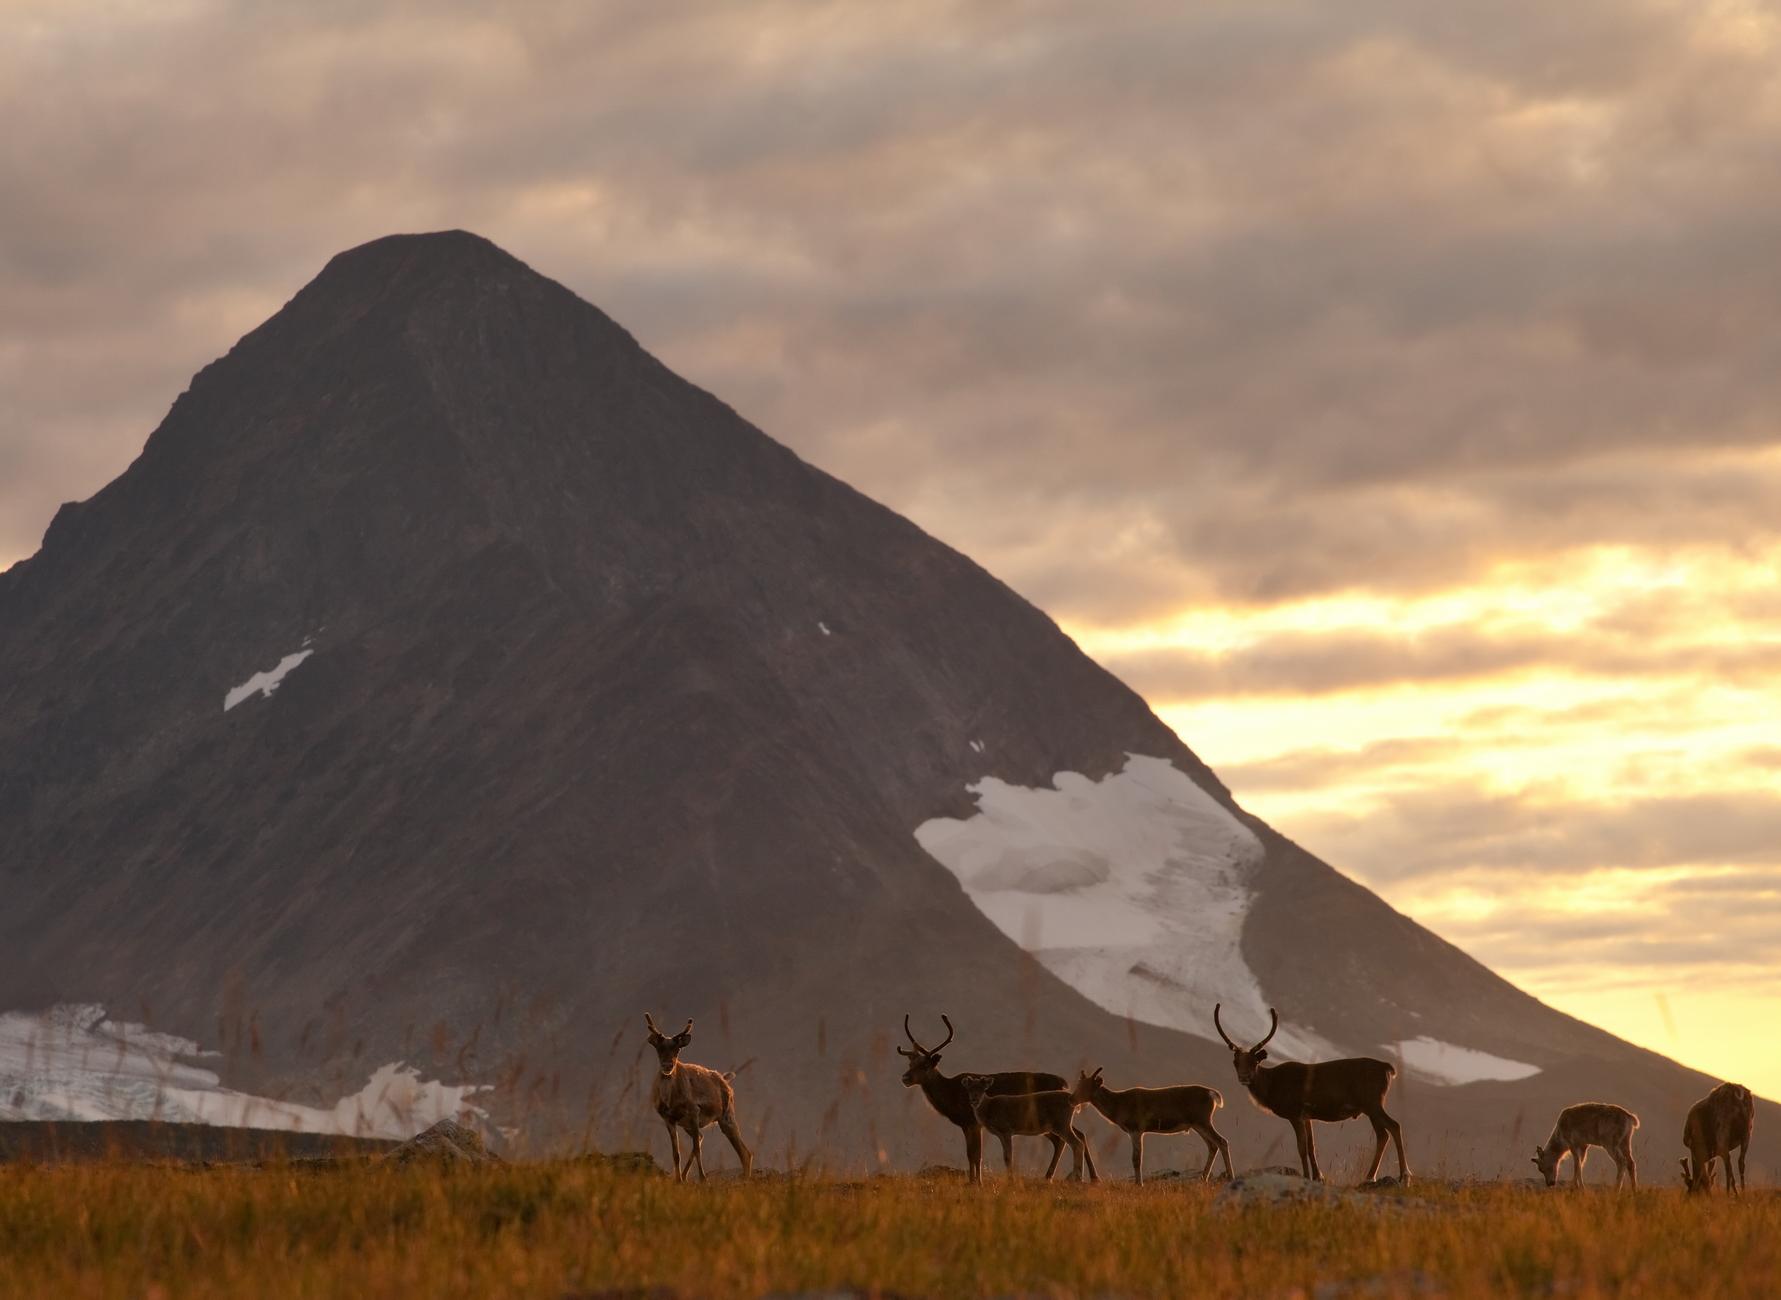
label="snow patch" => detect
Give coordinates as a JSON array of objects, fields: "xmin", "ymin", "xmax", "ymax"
[
  {"xmin": 817, "ymin": 621, "xmax": 832, "ymax": 636},
  {"xmin": 1395, "ymin": 1036, "xmax": 1541, "ymax": 1085},
  {"xmin": 970, "ymin": 739, "xmax": 985, "ymax": 754},
  {"xmin": 914, "ymin": 753, "xmax": 1338, "ymax": 1057},
  {"xmin": 0, "ymin": 1004, "xmax": 485, "ymax": 1136},
  {"xmin": 224, "ymin": 645, "xmax": 314, "ymax": 712}
]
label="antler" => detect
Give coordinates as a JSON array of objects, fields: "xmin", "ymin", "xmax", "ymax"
[
  {"xmin": 901, "ymin": 1014, "xmax": 929, "ymax": 1057},
  {"xmin": 1254, "ymin": 1007, "xmax": 1279, "ymax": 1051},
  {"xmin": 934, "ymin": 1014, "xmax": 956, "ymax": 1052},
  {"xmin": 1212, "ymin": 1003, "xmax": 1237, "ymax": 1049},
  {"xmin": 644, "ymin": 1012, "xmax": 661, "ymax": 1037},
  {"xmin": 679, "ymin": 1018, "xmax": 693, "ymax": 1037}
]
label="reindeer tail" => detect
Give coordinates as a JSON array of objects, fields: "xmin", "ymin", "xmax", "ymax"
[
  {"xmin": 721, "ymin": 1070, "xmax": 737, "ymax": 1083},
  {"xmin": 1630, "ymin": 1112, "xmax": 1641, "ymax": 1130},
  {"xmin": 1209, "ymin": 1088, "xmax": 1224, "ymax": 1110}
]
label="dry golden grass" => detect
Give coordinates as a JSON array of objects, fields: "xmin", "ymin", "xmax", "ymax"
[{"xmin": 1, "ymin": 1160, "xmax": 1777, "ymax": 1298}]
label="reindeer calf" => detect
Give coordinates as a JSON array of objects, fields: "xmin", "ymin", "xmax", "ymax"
[
  {"xmin": 1078, "ymin": 1067, "xmax": 1231, "ymax": 1184},
  {"xmin": 1681, "ymin": 1081, "xmax": 1754, "ymax": 1195},
  {"xmin": 1532, "ymin": 1102, "xmax": 1639, "ymax": 1190},
  {"xmin": 961, "ymin": 1073, "xmax": 1099, "ymax": 1182},
  {"xmin": 644, "ymin": 1013, "xmax": 753, "ymax": 1182}
]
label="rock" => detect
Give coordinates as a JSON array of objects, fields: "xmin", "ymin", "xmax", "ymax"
[
  {"xmin": 384, "ymin": 1118, "xmax": 500, "ymax": 1165},
  {"xmin": 1216, "ymin": 1172, "xmax": 1343, "ymax": 1207}
]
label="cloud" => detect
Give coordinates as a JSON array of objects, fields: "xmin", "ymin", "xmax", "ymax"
[
  {"xmin": 1288, "ymin": 786, "xmax": 1781, "ymax": 882},
  {"xmin": 4, "ymin": 0, "xmax": 1780, "ymax": 613}
]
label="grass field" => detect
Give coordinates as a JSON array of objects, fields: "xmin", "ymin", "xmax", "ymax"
[{"xmin": 1, "ymin": 1160, "xmax": 1776, "ymax": 1299}]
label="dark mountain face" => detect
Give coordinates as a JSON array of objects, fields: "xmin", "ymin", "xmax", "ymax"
[{"xmin": 0, "ymin": 232, "xmax": 1763, "ymax": 1171}]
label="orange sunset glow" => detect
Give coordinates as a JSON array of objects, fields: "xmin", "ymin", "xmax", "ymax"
[{"xmin": 6, "ymin": 1, "xmax": 1779, "ymax": 1104}]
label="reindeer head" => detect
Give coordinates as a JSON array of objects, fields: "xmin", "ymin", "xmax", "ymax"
[
  {"xmin": 959, "ymin": 1072, "xmax": 994, "ymax": 1119},
  {"xmin": 643, "ymin": 1013, "xmax": 693, "ymax": 1079},
  {"xmin": 1076, "ymin": 1067, "xmax": 1106, "ymax": 1104},
  {"xmin": 1679, "ymin": 1157, "xmax": 1716, "ymax": 1194},
  {"xmin": 1213, "ymin": 1004, "xmax": 1278, "ymax": 1084},
  {"xmin": 897, "ymin": 1013, "xmax": 956, "ymax": 1087},
  {"xmin": 1531, "ymin": 1144, "xmax": 1561, "ymax": 1187}
]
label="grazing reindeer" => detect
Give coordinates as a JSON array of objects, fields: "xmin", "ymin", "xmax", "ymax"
[
  {"xmin": 1531, "ymin": 1102, "xmax": 1639, "ymax": 1190},
  {"xmin": 1213, "ymin": 1004, "xmax": 1410, "ymax": 1184},
  {"xmin": 1077, "ymin": 1067, "xmax": 1232, "ymax": 1184},
  {"xmin": 1680, "ymin": 1082, "xmax": 1754, "ymax": 1195},
  {"xmin": 960, "ymin": 1073, "xmax": 1099, "ymax": 1182},
  {"xmin": 897, "ymin": 1014, "xmax": 1067, "ymax": 1183},
  {"xmin": 643, "ymin": 1013, "xmax": 753, "ymax": 1182}
]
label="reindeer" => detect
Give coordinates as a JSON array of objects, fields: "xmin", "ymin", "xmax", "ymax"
[
  {"xmin": 1213, "ymin": 1004, "xmax": 1409, "ymax": 1184},
  {"xmin": 1077, "ymin": 1067, "xmax": 1232, "ymax": 1184},
  {"xmin": 897, "ymin": 1014, "xmax": 1067, "ymax": 1183},
  {"xmin": 960, "ymin": 1073, "xmax": 1099, "ymax": 1182},
  {"xmin": 1531, "ymin": 1102, "xmax": 1639, "ymax": 1190},
  {"xmin": 1680, "ymin": 1082, "xmax": 1754, "ymax": 1195},
  {"xmin": 643, "ymin": 1014, "xmax": 753, "ymax": 1182}
]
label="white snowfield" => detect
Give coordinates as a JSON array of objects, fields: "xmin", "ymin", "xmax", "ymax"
[
  {"xmin": 0, "ymin": 1004, "xmax": 484, "ymax": 1136},
  {"xmin": 1395, "ymin": 1035, "xmax": 1541, "ymax": 1085},
  {"xmin": 914, "ymin": 753, "xmax": 1337, "ymax": 1059},
  {"xmin": 223, "ymin": 643, "xmax": 314, "ymax": 712}
]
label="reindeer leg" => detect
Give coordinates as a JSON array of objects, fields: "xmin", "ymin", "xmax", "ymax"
[
  {"xmin": 1737, "ymin": 1143, "xmax": 1748, "ymax": 1196},
  {"xmin": 718, "ymin": 1109, "xmax": 753, "ymax": 1179},
  {"xmin": 1191, "ymin": 1124, "xmax": 1219, "ymax": 1181},
  {"xmin": 1572, "ymin": 1146, "xmax": 1586, "ymax": 1189},
  {"xmin": 1383, "ymin": 1110, "xmax": 1410, "ymax": 1184},
  {"xmin": 1043, "ymin": 1132, "xmax": 1065, "ymax": 1181},
  {"xmin": 965, "ymin": 1123, "xmax": 983, "ymax": 1185},
  {"xmin": 1304, "ymin": 1121, "xmax": 1323, "ymax": 1182},
  {"xmin": 687, "ymin": 1122, "xmax": 708, "ymax": 1182},
  {"xmin": 1076, "ymin": 1125, "xmax": 1098, "ymax": 1182},
  {"xmin": 665, "ymin": 1122, "xmax": 685, "ymax": 1184},
  {"xmin": 1364, "ymin": 1113, "xmax": 1389, "ymax": 1182},
  {"xmin": 1625, "ymin": 1142, "xmax": 1637, "ymax": 1192},
  {"xmin": 1292, "ymin": 1121, "xmax": 1311, "ymax": 1179},
  {"xmin": 1131, "ymin": 1130, "xmax": 1145, "ymax": 1184},
  {"xmin": 1000, "ymin": 1131, "xmax": 1015, "ymax": 1178}
]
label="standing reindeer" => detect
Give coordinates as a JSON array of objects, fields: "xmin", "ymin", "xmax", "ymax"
[
  {"xmin": 1077, "ymin": 1067, "xmax": 1232, "ymax": 1184},
  {"xmin": 897, "ymin": 1014, "xmax": 1067, "ymax": 1183},
  {"xmin": 1680, "ymin": 1082, "xmax": 1754, "ymax": 1195},
  {"xmin": 643, "ymin": 1013, "xmax": 753, "ymax": 1182},
  {"xmin": 961, "ymin": 1073, "xmax": 1099, "ymax": 1182},
  {"xmin": 1531, "ymin": 1102, "xmax": 1639, "ymax": 1190},
  {"xmin": 1213, "ymin": 1004, "xmax": 1410, "ymax": 1184}
]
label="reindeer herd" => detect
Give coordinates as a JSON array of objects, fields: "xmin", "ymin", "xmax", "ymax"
[{"xmin": 643, "ymin": 1008, "xmax": 1756, "ymax": 1194}]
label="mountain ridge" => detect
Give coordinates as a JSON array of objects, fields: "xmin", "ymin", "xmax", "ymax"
[{"xmin": 0, "ymin": 231, "xmax": 1763, "ymax": 1174}]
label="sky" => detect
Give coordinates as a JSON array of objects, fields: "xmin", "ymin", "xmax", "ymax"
[{"xmin": 5, "ymin": 1, "xmax": 1779, "ymax": 1096}]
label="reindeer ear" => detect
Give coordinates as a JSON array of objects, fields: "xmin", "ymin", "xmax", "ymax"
[{"xmin": 1254, "ymin": 1048, "xmax": 1267, "ymax": 1061}]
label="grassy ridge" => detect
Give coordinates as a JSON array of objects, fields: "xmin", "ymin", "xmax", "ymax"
[{"xmin": 1, "ymin": 1163, "xmax": 1777, "ymax": 1298}]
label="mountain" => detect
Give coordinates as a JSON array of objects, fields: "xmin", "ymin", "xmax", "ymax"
[{"xmin": 0, "ymin": 232, "xmax": 1760, "ymax": 1174}]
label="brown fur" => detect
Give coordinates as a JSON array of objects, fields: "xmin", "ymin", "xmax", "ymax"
[
  {"xmin": 961, "ymin": 1073, "xmax": 1099, "ymax": 1182},
  {"xmin": 1533, "ymin": 1102, "xmax": 1639, "ymax": 1190},
  {"xmin": 1680, "ymin": 1082, "xmax": 1754, "ymax": 1195},
  {"xmin": 1214, "ymin": 1004, "xmax": 1409, "ymax": 1184},
  {"xmin": 1077, "ymin": 1067, "xmax": 1232, "ymax": 1184},
  {"xmin": 897, "ymin": 1014, "xmax": 1067, "ymax": 1184},
  {"xmin": 644, "ymin": 1013, "xmax": 753, "ymax": 1182}
]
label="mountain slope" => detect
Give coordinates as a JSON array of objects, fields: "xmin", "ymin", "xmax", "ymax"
[{"xmin": 0, "ymin": 232, "xmax": 1760, "ymax": 1173}]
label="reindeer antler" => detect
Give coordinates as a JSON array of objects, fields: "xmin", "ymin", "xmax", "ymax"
[
  {"xmin": 900, "ymin": 1013, "xmax": 928, "ymax": 1057},
  {"xmin": 644, "ymin": 1012, "xmax": 661, "ymax": 1037},
  {"xmin": 679, "ymin": 1018, "xmax": 694, "ymax": 1038},
  {"xmin": 935, "ymin": 1014, "xmax": 956, "ymax": 1052},
  {"xmin": 1254, "ymin": 1007, "xmax": 1279, "ymax": 1051},
  {"xmin": 1212, "ymin": 1003, "xmax": 1237, "ymax": 1049}
]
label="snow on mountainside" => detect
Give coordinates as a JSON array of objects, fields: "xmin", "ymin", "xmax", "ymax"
[
  {"xmin": 916, "ymin": 753, "xmax": 1545, "ymax": 1081},
  {"xmin": 0, "ymin": 1005, "xmax": 483, "ymax": 1135},
  {"xmin": 916, "ymin": 754, "xmax": 1337, "ymax": 1060}
]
